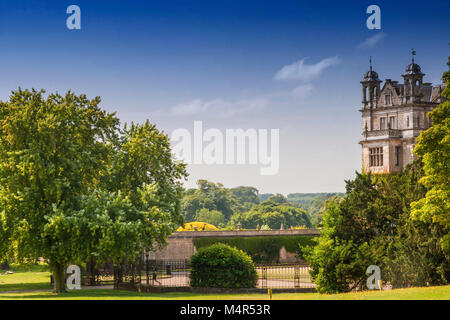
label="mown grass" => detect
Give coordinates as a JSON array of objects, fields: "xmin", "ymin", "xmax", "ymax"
[
  {"xmin": 1, "ymin": 286, "xmax": 449, "ymax": 300},
  {"xmin": 1, "ymin": 269, "xmax": 449, "ymax": 300},
  {"xmin": 0, "ymin": 263, "xmax": 51, "ymax": 292}
]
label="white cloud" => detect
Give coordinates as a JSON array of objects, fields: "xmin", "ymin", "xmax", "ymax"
[
  {"xmin": 357, "ymin": 32, "xmax": 386, "ymax": 49},
  {"xmin": 170, "ymin": 97, "xmax": 268, "ymax": 117},
  {"xmin": 292, "ymin": 84, "xmax": 314, "ymax": 99},
  {"xmin": 274, "ymin": 56, "xmax": 340, "ymax": 82},
  {"xmin": 169, "ymin": 57, "xmax": 336, "ymax": 118}
]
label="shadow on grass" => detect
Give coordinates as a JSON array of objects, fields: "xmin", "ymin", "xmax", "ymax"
[
  {"xmin": 0, "ymin": 282, "xmax": 52, "ymax": 292},
  {"xmin": 0, "ymin": 289, "xmax": 254, "ymax": 300}
]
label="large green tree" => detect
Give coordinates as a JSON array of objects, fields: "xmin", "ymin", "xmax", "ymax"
[
  {"xmin": 0, "ymin": 89, "xmax": 187, "ymax": 292},
  {"xmin": 84, "ymin": 121, "xmax": 187, "ymax": 287},
  {"xmin": 0, "ymin": 89, "xmax": 119, "ymax": 291},
  {"xmin": 195, "ymin": 208, "xmax": 226, "ymax": 228},
  {"xmin": 304, "ymin": 173, "xmax": 388, "ymax": 293},
  {"xmin": 229, "ymin": 186, "xmax": 260, "ymax": 212},
  {"xmin": 411, "ymin": 56, "xmax": 450, "ymax": 256},
  {"xmin": 63, "ymin": 185, "xmax": 182, "ymax": 287},
  {"xmin": 181, "ymin": 180, "xmax": 237, "ymax": 222},
  {"xmin": 305, "ymin": 163, "xmax": 449, "ymax": 293},
  {"xmin": 103, "ymin": 121, "xmax": 187, "ymax": 229}
]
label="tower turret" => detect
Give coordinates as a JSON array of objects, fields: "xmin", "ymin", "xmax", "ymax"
[
  {"xmin": 361, "ymin": 57, "xmax": 382, "ymax": 109},
  {"xmin": 359, "ymin": 51, "xmax": 438, "ymax": 175},
  {"xmin": 402, "ymin": 49, "xmax": 425, "ymax": 103}
]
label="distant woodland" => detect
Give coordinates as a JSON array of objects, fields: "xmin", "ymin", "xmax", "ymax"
[{"xmin": 181, "ymin": 179, "xmax": 343, "ymax": 229}]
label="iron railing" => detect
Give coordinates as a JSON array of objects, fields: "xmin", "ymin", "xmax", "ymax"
[{"xmin": 84, "ymin": 259, "xmax": 315, "ymax": 289}]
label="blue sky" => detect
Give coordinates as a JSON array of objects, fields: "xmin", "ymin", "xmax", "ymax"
[{"xmin": 0, "ymin": 0, "xmax": 449, "ymax": 194}]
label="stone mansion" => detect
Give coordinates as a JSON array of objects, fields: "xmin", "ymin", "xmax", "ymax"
[{"xmin": 359, "ymin": 53, "xmax": 445, "ymax": 174}]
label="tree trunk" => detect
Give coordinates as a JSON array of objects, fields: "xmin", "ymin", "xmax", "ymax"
[
  {"xmin": 114, "ymin": 262, "xmax": 124, "ymax": 289},
  {"xmin": 0, "ymin": 260, "xmax": 9, "ymax": 270},
  {"xmin": 86, "ymin": 259, "xmax": 97, "ymax": 286},
  {"xmin": 51, "ymin": 262, "xmax": 66, "ymax": 293}
]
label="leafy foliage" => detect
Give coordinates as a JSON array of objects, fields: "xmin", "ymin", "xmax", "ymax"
[
  {"xmin": 181, "ymin": 181, "xmax": 337, "ymax": 229},
  {"xmin": 0, "ymin": 89, "xmax": 187, "ymax": 291},
  {"xmin": 194, "ymin": 236, "xmax": 316, "ymax": 264},
  {"xmin": 229, "ymin": 186, "xmax": 260, "ymax": 212},
  {"xmin": 287, "ymin": 193, "xmax": 345, "ymax": 226},
  {"xmin": 411, "ymin": 56, "xmax": 450, "ymax": 256},
  {"xmin": 303, "ymin": 175, "xmax": 385, "ymax": 293},
  {"xmin": 103, "ymin": 121, "xmax": 187, "ymax": 226},
  {"xmin": 181, "ymin": 180, "xmax": 239, "ymax": 222},
  {"xmin": 305, "ymin": 163, "xmax": 449, "ymax": 293},
  {"xmin": 229, "ymin": 199, "xmax": 312, "ymax": 230},
  {"xmin": 0, "ymin": 89, "xmax": 119, "ymax": 291},
  {"xmin": 190, "ymin": 243, "xmax": 257, "ymax": 288},
  {"xmin": 195, "ymin": 208, "xmax": 225, "ymax": 228},
  {"xmin": 176, "ymin": 221, "xmax": 219, "ymax": 231}
]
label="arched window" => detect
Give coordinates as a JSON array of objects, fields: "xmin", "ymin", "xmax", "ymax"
[{"xmin": 385, "ymin": 91, "xmax": 392, "ymax": 106}]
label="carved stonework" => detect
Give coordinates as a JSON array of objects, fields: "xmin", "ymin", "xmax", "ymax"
[{"xmin": 359, "ymin": 53, "xmax": 444, "ymax": 174}]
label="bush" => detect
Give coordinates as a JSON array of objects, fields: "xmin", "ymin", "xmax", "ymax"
[
  {"xmin": 177, "ymin": 221, "xmax": 218, "ymax": 231},
  {"xmin": 190, "ymin": 243, "xmax": 258, "ymax": 288}
]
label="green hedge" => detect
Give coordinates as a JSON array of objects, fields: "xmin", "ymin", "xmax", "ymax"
[
  {"xmin": 190, "ymin": 243, "xmax": 258, "ymax": 288},
  {"xmin": 193, "ymin": 235, "xmax": 316, "ymax": 263}
]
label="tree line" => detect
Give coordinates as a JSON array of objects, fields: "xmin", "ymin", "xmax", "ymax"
[{"xmin": 180, "ymin": 180, "xmax": 340, "ymax": 230}]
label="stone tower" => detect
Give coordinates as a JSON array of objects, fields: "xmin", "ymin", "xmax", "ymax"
[{"xmin": 359, "ymin": 51, "xmax": 445, "ymax": 174}]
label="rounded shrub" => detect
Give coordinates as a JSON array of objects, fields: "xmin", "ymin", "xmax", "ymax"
[
  {"xmin": 177, "ymin": 222, "xmax": 218, "ymax": 231},
  {"xmin": 190, "ymin": 243, "xmax": 258, "ymax": 288}
]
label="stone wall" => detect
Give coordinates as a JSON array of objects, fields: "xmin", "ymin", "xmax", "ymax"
[{"xmin": 150, "ymin": 229, "xmax": 320, "ymax": 262}]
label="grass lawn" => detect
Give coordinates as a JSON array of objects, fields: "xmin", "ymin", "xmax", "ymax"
[
  {"xmin": 0, "ymin": 264, "xmax": 52, "ymax": 292},
  {"xmin": 0, "ymin": 286, "xmax": 449, "ymax": 300},
  {"xmin": 1, "ymin": 268, "xmax": 449, "ymax": 300}
]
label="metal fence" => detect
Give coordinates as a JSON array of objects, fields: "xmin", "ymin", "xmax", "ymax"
[
  {"xmin": 85, "ymin": 260, "xmax": 315, "ymax": 289},
  {"xmin": 139, "ymin": 260, "xmax": 314, "ymax": 289},
  {"xmin": 82, "ymin": 260, "xmax": 144, "ymax": 287},
  {"xmin": 82, "ymin": 262, "xmax": 114, "ymax": 286},
  {"xmin": 256, "ymin": 264, "xmax": 314, "ymax": 289},
  {"xmin": 143, "ymin": 259, "xmax": 191, "ymax": 287}
]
